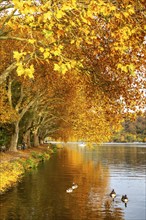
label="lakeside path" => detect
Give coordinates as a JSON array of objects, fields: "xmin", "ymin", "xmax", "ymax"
[{"xmin": 0, "ymin": 145, "xmax": 50, "ymax": 163}]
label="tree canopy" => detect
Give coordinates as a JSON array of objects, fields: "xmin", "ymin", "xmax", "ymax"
[{"xmin": 0, "ymin": 0, "xmax": 145, "ymax": 151}]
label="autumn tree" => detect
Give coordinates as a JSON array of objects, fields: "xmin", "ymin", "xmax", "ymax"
[
  {"xmin": 0, "ymin": 0, "xmax": 145, "ymax": 150},
  {"xmin": 112, "ymin": 112, "xmax": 146, "ymax": 142}
]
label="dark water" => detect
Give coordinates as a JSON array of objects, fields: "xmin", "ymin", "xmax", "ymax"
[{"xmin": 0, "ymin": 144, "xmax": 146, "ymax": 220}]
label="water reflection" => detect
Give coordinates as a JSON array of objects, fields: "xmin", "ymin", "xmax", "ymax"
[{"xmin": 0, "ymin": 144, "xmax": 146, "ymax": 220}]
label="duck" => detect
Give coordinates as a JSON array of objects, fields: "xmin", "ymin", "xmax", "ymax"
[
  {"xmin": 121, "ymin": 195, "xmax": 128, "ymax": 203},
  {"xmin": 110, "ymin": 189, "xmax": 116, "ymax": 200},
  {"xmin": 72, "ymin": 183, "xmax": 78, "ymax": 190},
  {"xmin": 66, "ymin": 188, "xmax": 73, "ymax": 193}
]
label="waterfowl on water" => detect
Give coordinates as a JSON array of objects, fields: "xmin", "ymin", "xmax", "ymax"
[
  {"xmin": 121, "ymin": 195, "xmax": 128, "ymax": 203},
  {"xmin": 66, "ymin": 188, "xmax": 73, "ymax": 193},
  {"xmin": 121, "ymin": 195, "xmax": 128, "ymax": 207},
  {"xmin": 78, "ymin": 142, "xmax": 86, "ymax": 147},
  {"xmin": 72, "ymin": 183, "xmax": 78, "ymax": 190},
  {"xmin": 110, "ymin": 189, "xmax": 116, "ymax": 200}
]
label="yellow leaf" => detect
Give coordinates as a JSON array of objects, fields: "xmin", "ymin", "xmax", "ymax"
[
  {"xmin": 28, "ymin": 39, "xmax": 36, "ymax": 44},
  {"xmin": 25, "ymin": 65, "xmax": 34, "ymax": 78},
  {"xmin": 71, "ymin": 0, "xmax": 76, "ymax": 7},
  {"xmin": 12, "ymin": 0, "xmax": 24, "ymax": 9},
  {"xmin": 62, "ymin": 5, "xmax": 72, "ymax": 11},
  {"xmin": 117, "ymin": 63, "xmax": 122, "ymax": 69},
  {"xmin": 30, "ymin": 64, "xmax": 34, "ymax": 72},
  {"xmin": 16, "ymin": 63, "xmax": 25, "ymax": 76},
  {"xmin": 53, "ymin": 47, "xmax": 61, "ymax": 56},
  {"xmin": 87, "ymin": 10, "xmax": 93, "ymax": 18},
  {"xmin": 43, "ymin": 51, "xmax": 50, "ymax": 59},
  {"xmin": 117, "ymin": 63, "xmax": 128, "ymax": 72},
  {"xmin": 43, "ymin": 30, "xmax": 53, "ymax": 37},
  {"xmin": 123, "ymin": 12, "xmax": 129, "ymax": 18},
  {"xmin": 54, "ymin": 63, "xmax": 61, "ymax": 71},
  {"xmin": 39, "ymin": 47, "xmax": 45, "ymax": 52},
  {"xmin": 13, "ymin": 51, "xmax": 22, "ymax": 62},
  {"xmin": 83, "ymin": 28, "xmax": 90, "ymax": 35},
  {"xmin": 127, "ymin": 6, "xmax": 135, "ymax": 14},
  {"xmin": 43, "ymin": 11, "xmax": 52, "ymax": 21},
  {"xmin": 122, "ymin": 66, "xmax": 128, "ymax": 73},
  {"xmin": 81, "ymin": 16, "xmax": 88, "ymax": 24},
  {"xmin": 128, "ymin": 63, "xmax": 136, "ymax": 76},
  {"xmin": 110, "ymin": 5, "xmax": 116, "ymax": 11},
  {"xmin": 115, "ymin": 13, "xmax": 122, "ymax": 19},
  {"xmin": 71, "ymin": 39, "xmax": 75, "ymax": 44},
  {"xmin": 26, "ymin": 16, "xmax": 34, "ymax": 23},
  {"xmin": 100, "ymin": 6, "xmax": 110, "ymax": 16},
  {"xmin": 70, "ymin": 60, "xmax": 76, "ymax": 67},
  {"xmin": 61, "ymin": 64, "xmax": 68, "ymax": 74},
  {"xmin": 56, "ymin": 10, "xmax": 65, "ymax": 19},
  {"xmin": 58, "ymin": 45, "xmax": 64, "ymax": 50},
  {"xmin": 76, "ymin": 39, "xmax": 81, "ymax": 48}
]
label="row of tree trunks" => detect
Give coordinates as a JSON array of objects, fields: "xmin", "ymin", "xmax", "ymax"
[{"xmin": 9, "ymin": 122, "xmax": 41, "ymax": 151}]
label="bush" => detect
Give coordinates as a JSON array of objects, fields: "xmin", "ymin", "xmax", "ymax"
[
  {"xmin": 31, "ymin": 151, "xmax": 50, "ymax": 161},
  {"xmin": 21, "ymin": 158, "xmax": 37, "ymax": 170}
]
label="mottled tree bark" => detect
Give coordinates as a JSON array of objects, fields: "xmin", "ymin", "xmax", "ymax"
[
  {"xmin": 9, "ymin": 121, "xmax": 19, "ymax": 151},
  {"xmin": 33, "ymin": 128, "xmax": 40, "ymax": 147}
]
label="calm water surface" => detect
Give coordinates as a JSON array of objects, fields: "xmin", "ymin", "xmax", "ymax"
[{"xmin": 0, "ymin": 144, "xmax": 146, "ymax": 220}]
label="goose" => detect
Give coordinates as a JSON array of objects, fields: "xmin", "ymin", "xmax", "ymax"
[
  {"xmin": 110, "ymin": 189, "xmax": 116, "ymax": 200},
  {"xmin": 121, "ymin": 195, "xmax": 128, "ymax": 207},
  {"xmin": 66, "ymin": 188, "xmax": 73, "ymax": 193},
  {"xmin": 121, "ymin": 195, "xmax": 128, "ymax": 203},
  {"xmin": 72, "ymin": 183, "xmax": 78, "ymax": 190}
]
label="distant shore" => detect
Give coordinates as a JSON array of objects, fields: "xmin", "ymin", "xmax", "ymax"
[{"xmin": 101, "ymin": 142, "xmax": 146, "ymax": 145}]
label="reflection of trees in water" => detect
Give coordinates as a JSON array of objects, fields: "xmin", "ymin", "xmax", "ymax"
[
  {"xmin": 102, "ymin": 207, "xmax": 124, "ymax": 220},
  {"xmin": 61, "ymin": 147, "xmax": 125, "ymax": 220},
  {"xmin": 96, "ymin": 145, "xmax": 146, "ymax": 168}
]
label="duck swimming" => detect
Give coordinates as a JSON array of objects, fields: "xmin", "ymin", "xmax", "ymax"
[
  {"xmin": 72, "ymin": 183, "xmax": 78, "ymax": 190},
  {"xmin": 110, "ymin": 189, "xmax": 116, "ymax": 200},
  {"xmin": 66, "ymin": 188, "xmax": 73, "ymax": 193}
]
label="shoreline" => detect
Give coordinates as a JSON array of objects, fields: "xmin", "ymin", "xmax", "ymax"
[
  {"xmin": 0, "ymin": 145, "xmax": 51, "ymax": 163},
  {"xmin": 101, "ymin": 142, "xmax": 146, "ymax": 145},
  {"xmin": 0, "ymin": 145, "xmax": 54, "ymax": 194}
]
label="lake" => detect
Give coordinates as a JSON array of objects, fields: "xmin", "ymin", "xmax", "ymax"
[{"xmin": 0, "ymin": 143, "xmax": 146, "ymax": 220}]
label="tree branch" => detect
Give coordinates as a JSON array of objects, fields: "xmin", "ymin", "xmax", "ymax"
[
  {"xmin": 0, "ymin": 3, "xmax": 14, "ymax": 12},
  {"xmin": 19, "ymin": 99, "xmax": 36, "ymax": 119},
  {"xmin": 7, "ymin": 76, "xmax": 12, "ymax": 107},
  {"xmin": 0, "ymin": 36, "xmax": 28, "ymax": 41},
  {"xmin": 0, "ymin": 62, "xmax": 16, "ymax": 85},
  {"xmin": 1, "ymin": 8, "xmax": 17, "ymax": 31},
  {"xmin": 15, "ymin": 84, "xmax": 24, "ymax": 112}
]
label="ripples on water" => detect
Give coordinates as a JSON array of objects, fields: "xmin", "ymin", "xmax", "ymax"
[{"xmin": 0, "ymin": 144, "xmax": 146, "ymax": 220}]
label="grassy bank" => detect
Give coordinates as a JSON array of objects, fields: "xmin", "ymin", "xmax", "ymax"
[{"xmin": 0, "ymin": 146, "xmax": 55, "ymax": 194}]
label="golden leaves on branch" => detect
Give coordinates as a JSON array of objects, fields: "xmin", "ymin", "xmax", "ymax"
[
  {"xmin": 13, "ymin": 51, "xmax": 34, "ymax": 78},
  {"xmin": 117, "ymin": 63, "xmax": 136, "ymax": 75},
  {"xmin": 3, "ymin": 0, "xmax": 145, "ymax": 80},
  {"xmin": 12, "ymin": 0, "xmax": 36, "ymax": 15},
  {"xmin": 16, "ymin": 63, "xmax": 34, "ymax": 78}
]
